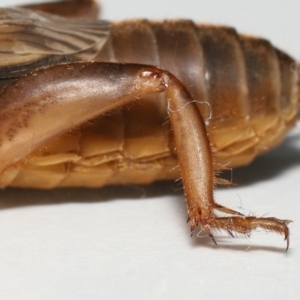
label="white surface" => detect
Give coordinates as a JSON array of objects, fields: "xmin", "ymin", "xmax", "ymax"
[{"xmin": 0, "ymin": 0, "xmax": 300, "ymax": 299}]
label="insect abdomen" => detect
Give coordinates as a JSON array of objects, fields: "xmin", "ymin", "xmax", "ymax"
[
  {"xmin": 1, "ymin": 20, "xmax": 298, "ymax": 188},
  {"xmin": 97, "ymin": 20, "xmax": 298, "ymax": 166}
]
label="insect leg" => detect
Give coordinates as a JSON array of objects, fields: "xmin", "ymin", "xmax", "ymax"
[
  {"xmin": 0, "ymin": 62, "xmax": 290, "ymax": 248},
  {"xmin": 215, "ymin": 217, "xmax": 291, "ymax": 250}
]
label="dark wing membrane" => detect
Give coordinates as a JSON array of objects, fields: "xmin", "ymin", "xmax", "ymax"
[{"xmin": 0, "ymin": 7, "xmax": 110, "ymax": 87}]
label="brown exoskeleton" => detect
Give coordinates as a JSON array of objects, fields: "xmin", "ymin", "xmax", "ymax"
[{"xmin": 0, "ymin": 0, "xmax": 298, "ymax": 249}]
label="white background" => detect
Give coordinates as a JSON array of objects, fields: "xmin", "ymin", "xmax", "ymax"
[{"xmin": 0, "ymin": 0, "xmax": 300, "ymax": 299}]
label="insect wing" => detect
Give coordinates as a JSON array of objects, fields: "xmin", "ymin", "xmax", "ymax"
[{"xmin": 0, "ymin": 8, "xmax": 110, "ymax": 85}]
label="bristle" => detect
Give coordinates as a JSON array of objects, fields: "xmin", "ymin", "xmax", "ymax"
[{"xmin": 213, "ymin": 176, "xmax": 234, "ymax": 186}]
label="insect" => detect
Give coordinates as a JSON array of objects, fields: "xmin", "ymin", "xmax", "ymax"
[{"xmin": 0, "ymin": 0, "xmax": 298, "ymax": 249}]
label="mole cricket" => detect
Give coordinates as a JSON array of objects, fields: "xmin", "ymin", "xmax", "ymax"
[{"xmin": 0, "ymin": 0, "xmax": 298, "ymax": 249}]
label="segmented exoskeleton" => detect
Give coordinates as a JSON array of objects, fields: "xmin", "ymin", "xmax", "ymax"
[{"xmin": 0, "ymin": 0, "xmax": 298, "ymax": 248}]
